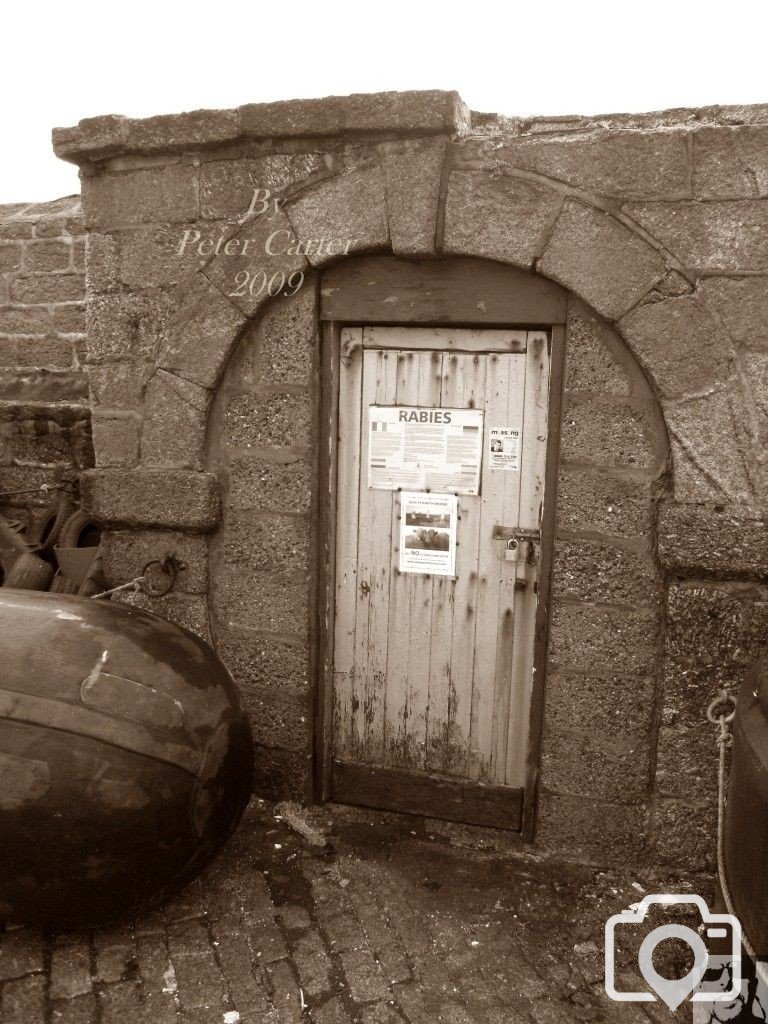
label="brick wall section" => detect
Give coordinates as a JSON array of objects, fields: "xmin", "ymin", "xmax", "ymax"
[{"xmin": 0, "ymin": 198, "xmax": 91, "ymax": 528}]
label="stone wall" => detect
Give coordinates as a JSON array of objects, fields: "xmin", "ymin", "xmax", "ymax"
[
  {"xmin": 54, "ymin": 90, "xmax": 768, "ymax": 870},
  {"xmin": 0, "ymin": 198, "xmax": 91, "ymax": 528},
  {"xmin": 538, "ymin": 297, "xmax": 670, "ymax": 864},
  {"xmin": 207, "ymin": 280, "xmax": 318, "ymax": 798}
]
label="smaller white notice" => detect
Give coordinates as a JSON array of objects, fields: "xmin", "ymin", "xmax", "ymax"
[
  {"xmin": 489, "ymin": 426, "xmax": 522, "ymax": 471},
  {"xmin": 399, "ymin": 492, "xmax": 457, "ymax": 577}
]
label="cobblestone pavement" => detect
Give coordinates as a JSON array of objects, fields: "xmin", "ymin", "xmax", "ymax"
[{"xmin": 0, "ymin": 799, "xmax": 704, "ymax": 1023}]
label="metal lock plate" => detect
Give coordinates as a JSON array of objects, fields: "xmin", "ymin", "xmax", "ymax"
[{"xmin": 505, "ymin": 539, "xmax": 520, "ymax": 563}]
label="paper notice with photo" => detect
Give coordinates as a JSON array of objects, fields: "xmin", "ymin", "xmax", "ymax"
[
  {"xmin": 488, "ymin": 426, "xmax": 521, "ymax": 471},
  {"xmin": 399, "ymin": 492, "xmax": 457, "ymax": 577},
  {"xmin": 368, "ymin": 406, "xmax": 483, "ymax": 494}
]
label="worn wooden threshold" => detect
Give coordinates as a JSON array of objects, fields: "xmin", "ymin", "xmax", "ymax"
[{"xmin": 331, "ymin": 760, "xmax": 524, "ymax": 831}]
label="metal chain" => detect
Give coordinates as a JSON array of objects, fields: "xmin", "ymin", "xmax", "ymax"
[
  {"xmin": 90, "ymin": 575, "xmax": 147, "ymax": 600},
  {"xmin": 707, "ymin": 689, "xmax": 768, "ymax": 987},
  {"xmin": 90, "ymin": 556, "xmax": 180, "ymax": 601},
  {"xmin": 0, "ymin": 483, "xmax": 64, "ymax": 498}
]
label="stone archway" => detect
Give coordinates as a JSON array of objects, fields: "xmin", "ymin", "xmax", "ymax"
[
  {"xmin": 85, "ymin": 155, "xmax": 754, "ymax": 518},
  {"xmin": 75, "ymin": 120, "xmax": 762, "ymax": 869}
]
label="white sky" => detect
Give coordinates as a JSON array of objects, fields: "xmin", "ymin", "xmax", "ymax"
[{"xmin": 2, "ymin": 0, "xmax": 767, "ymax": 206}]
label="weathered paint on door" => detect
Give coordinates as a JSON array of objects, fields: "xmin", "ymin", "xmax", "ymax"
[{"xmin": 331, "ymin": 326, "xmax": 551, "ymax": 828}]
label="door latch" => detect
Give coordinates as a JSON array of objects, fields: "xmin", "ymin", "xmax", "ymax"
[{"xmin": 494, "ymin": 526, "xmax": 541, "ymax": 588}]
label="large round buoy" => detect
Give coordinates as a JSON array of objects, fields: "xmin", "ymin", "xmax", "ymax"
[{"xmin": 0, "ymin": 589, "xmax": 253, "ymax": 928}]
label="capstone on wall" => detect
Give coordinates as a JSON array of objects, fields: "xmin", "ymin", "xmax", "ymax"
[{"xmin": 44, "ymin": 89, "xmax": 768, "ymax": 871}]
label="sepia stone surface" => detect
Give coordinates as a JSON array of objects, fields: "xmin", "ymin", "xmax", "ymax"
[
  {"xmin": 539, "ymin": 200, "xmax": 666, "ymax": 320},
  {"xmin": 444, "ymin": 170, "xmax": 561, "ymax": 268},
  {"xmin": 12, "ymin": 91, "xmax": 766, "ymax": 877}
]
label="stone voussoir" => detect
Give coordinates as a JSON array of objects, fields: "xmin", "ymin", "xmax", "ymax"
[
  {"xmin": 618, "ymin": 292, "xmax": 735, "ymax": 400},
  {"xmin": 285, "ymin": 164, "xmax": 390, "ymax": 267},
  {"xmin": 538, "ymin": 199, "xmax": 667, "ymax": 321},
  {"xmin": 158, "ymin": 273, "xmax": 247, "ymax": 389}
]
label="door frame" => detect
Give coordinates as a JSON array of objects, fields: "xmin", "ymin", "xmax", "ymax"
[{"xmin": 310, "ymin": 256, "xmax": 568, "ymax": 841}]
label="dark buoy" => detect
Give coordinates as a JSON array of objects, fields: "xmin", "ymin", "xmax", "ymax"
[
  {"xmin": 0, "ymin": 589, "xmax": 253, "ymax": 929},
  {"xmin": 724, "ymin": 653, "xmax": 768, "ymax": 954}
]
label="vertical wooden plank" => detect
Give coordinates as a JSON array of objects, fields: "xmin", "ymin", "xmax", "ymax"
[
  {"xmin": 317, "ymin": 321, "xmax": 341, "ymax": 800},
  {"xmin": 351, "ymin": 346, "xmax": 398, "ymax": 764},
  {"xmin": 523, "ymin": 324, "xmax": 565, "ymax": 838},
  {"xmin": 506, "ymin": 331, "xmax": 551, "ymax": 787},
  {"xmin": 426, "ymin": 350, "xmax": 486, "ymax": 776},
  {"xmin": 332, "ymin": 329, "xmax": 363, "ymax": 763},
  {"xmin": 382, "ymin": 350, "xmax": 440, "ymax": 770},
  {"xmin": 469, "ymin": 352, "xmax": 526, "ymax": 781}
]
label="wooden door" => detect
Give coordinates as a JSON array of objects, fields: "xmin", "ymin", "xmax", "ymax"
[{"xmin": 329, "ymin": 326, "xmax": 551, "ymax": 829}]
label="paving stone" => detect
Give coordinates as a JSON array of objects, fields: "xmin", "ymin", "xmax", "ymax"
[
  {"xmin": 313, "ymin": 995, "xmax": 354, "ymax": 1023},
  {"xmin": 0, "ymin": 928, "xmax": 45, "ymax": 980},
  {"xmin": 134, "ymin": 933, "xmax": 178, "ymax": 1024},
  {"xmin": 172, "ymin": 951, "xmax": 227, "ymax": 1011},
  {"xmin": 277, "ymin": 904, "xmax": 311, "ymax": 932},
  {"xmin": 322, "ymin": 912, "xmax": 368, "ymax": 953},
  {"xmin": 50, "ymin": 939, "xmax": 92, "ymax": 1000},
  {"xmin": 292, "ymin": 930, "xmax": 332, "ymax": 998},
  {"xmin": 210, "ymin": 919, "xmax": 271, "ymax": 1014},
  {"xmin": 1, "ymin": 974, "xmax": 46, "ymax": 1023},
  {"xmin": 360, "ymin": 1001, "xmax": 403, "ymax": 1023},
  {"xmin": 50, "ymin": 993, "xmax": 98, "ymax": 1024},
  {"xmin": 376, "ymin": 945, "xmax": 412, "ymax": 985},
  {"xmin": 339, "ymin": 949, "xmax": 390, "ymax": 1004},
  {"xmin": 168, "ymin": 918, "xmax": 212, "ymax": 958},
  {"xmin": 99, "ymin": 981, "xmax": 143, "ymax": 1024},
  {"xmin": 242, "ymin": 913, "xmax": 289, "ymax": 964},
  {"xmin": 0, "ymin": 800, "xmax": 715, "ymax": 1023},
  {"xmin": 94, "ymin": 942, "xmax": 134, "ymax": 984},
  {"xmin": 265, "ymin": 959, "xmax": 303, "ymax": 1023}
]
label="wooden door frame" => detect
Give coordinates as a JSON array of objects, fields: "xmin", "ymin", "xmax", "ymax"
[{"xmin": 311, "ymin": 256, "xmax": 568, "ymax": 842}]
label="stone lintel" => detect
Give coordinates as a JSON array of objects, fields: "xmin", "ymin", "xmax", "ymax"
[{"xmin": 52, "ymin": 90, "xmax": 470, "ymax": 164}]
